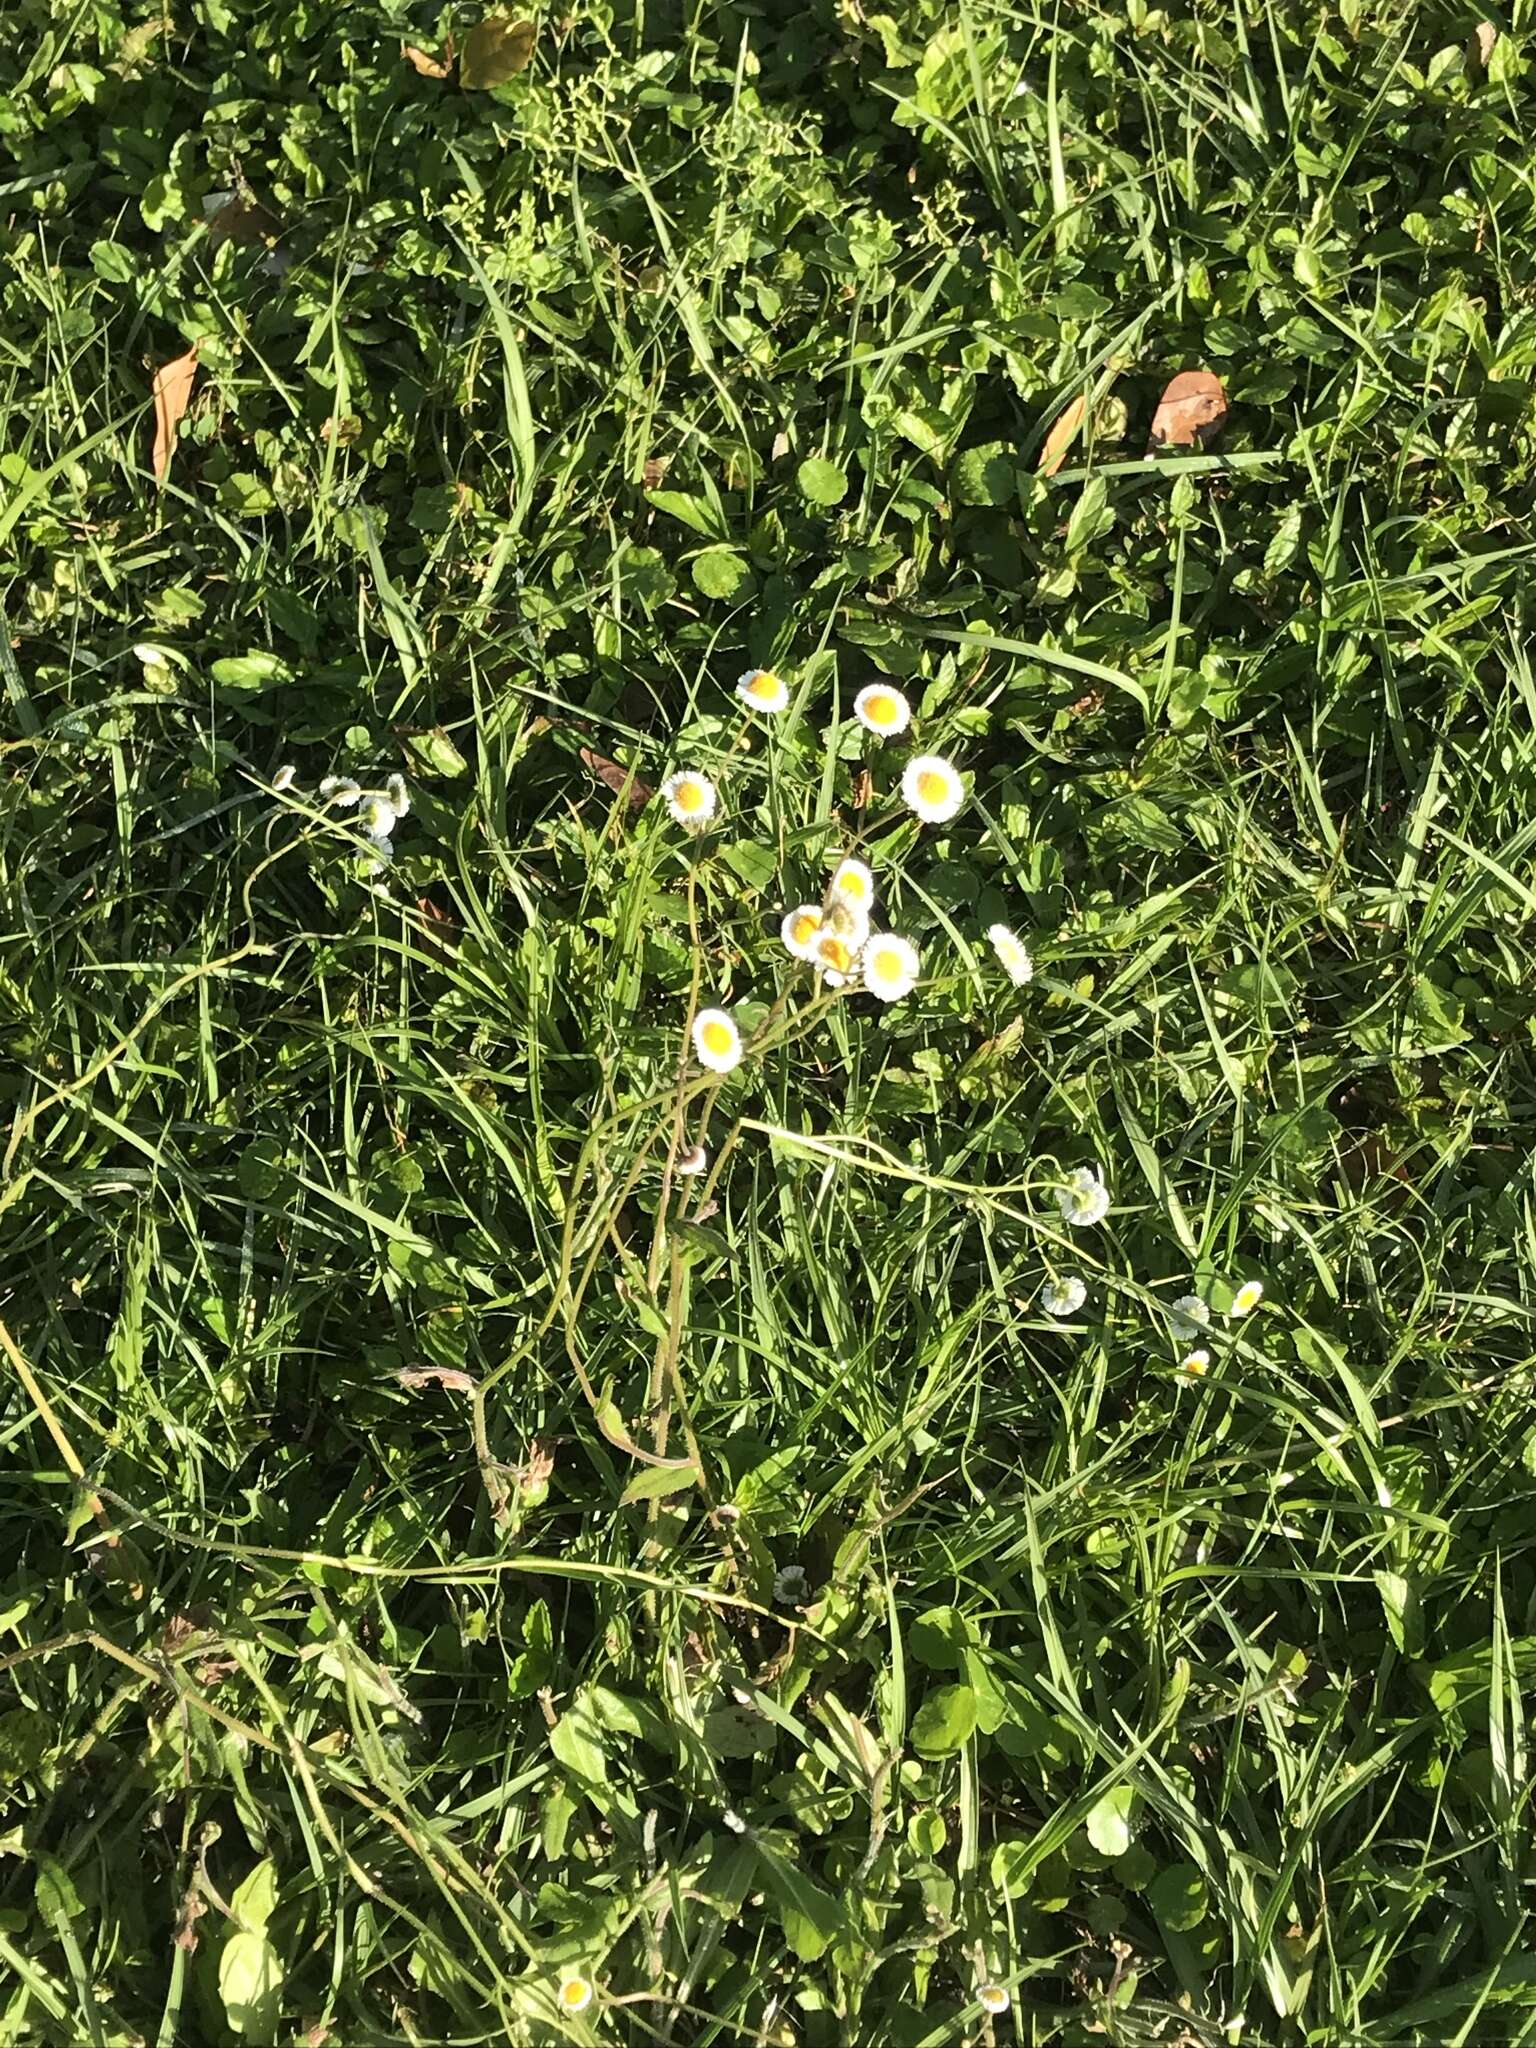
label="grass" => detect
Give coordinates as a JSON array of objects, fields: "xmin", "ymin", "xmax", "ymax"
[{"xmin": 4, "ymin": 0, "xmax": 1536, "ymax": 2041}]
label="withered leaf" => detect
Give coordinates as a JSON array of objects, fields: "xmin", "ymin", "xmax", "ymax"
[
  {"xmin": 151, "ymin": 342, "xmax": 199, "ymax": 486},
  {"xmin": 1039, "ymin": 392, "xmax": 1087, "ymax": 476},
  {"xmin": 1468, "ymin": 20, "xmax": 1497, "ymax": 67},
  {"xmin": 580, "ymin": 746, "xmax": 653, "ymax": 812},
  {"xmin": 396, "ymin": 1365, "xmax": 477, "ymax": 1393},
  {"xmin": 402, "ymin": 39, "xmax": 453, "ymax": 76},
  {"xmin": 517, "ymin": 1436, "xmax": 557, "ymax": 1494},
  {"xmin": 459, "ymin": 16, "xmax": 535, "ymax": 88},
  {"xmin": 1147, "ymin": 369, "xmax": 1228, "ymax": 453}
]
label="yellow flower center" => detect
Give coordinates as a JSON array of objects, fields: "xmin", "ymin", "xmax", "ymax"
[
  {"xmin": 1182, "ymin": 1354, "xmax": 1208, "ymax": 1376},
  {"xmin": 917, "ymin": 769, "xmax": 949, "ymax": 806},
  {"xmin": 865, "ymin": 692, "xmax": 898, "ymax": 726},
  {"xmin": 746, "ymin": 671, "xmax": 779, "ymax": 699},
  {"xmin": 820, "ymin": 939, "xmax": 853, "ymax": 973},
  {"xmin": 560, "ymin": 1979, "xmax": 590, "ymax": 2008},
  {"xmin": 675, "ymin": 779, "xmax": 704, "ymax": 813},
  {"xmin": 837, "ymin": 870, "xmax": 868, "ymax": 901},
  {"xmin": 873, "ymin": 948, "xmax": 902, "ymax": 980},
  {"xmin": 702, "ymin": 1020, "xmax": 733, "ymax": 1057},
  {"xmin": 791, "ymin": 913, "xmax": 819, "ymax": 945}
]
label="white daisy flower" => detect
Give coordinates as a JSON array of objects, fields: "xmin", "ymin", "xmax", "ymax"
[
  {"xmin": 357, "ymin": 792, "xmax": 399, "ymax": 843},
  {"xmin": 772, "ymin": 1564, "xmax": 807, "ymax": 1605},
  {"xmin": 901, "ymin": 753, "xmax": 965, "ymax": 824},
  {"xmin": 812, "ymin": 928, "xmax": 862, "ymax": 988},
  {"xmin": 691, "ymin": 1008, "xmax": 743, "ymax": 1074},
  {"xmin": 676, "ymin": 1144, "xmax": 708, "ymax": 1176},
  {"xmin": 319, "ymin": 775, "xmax": 362, "ymax": 809},
  {"xmin": 1179, "ymin": 1348, "xmax": 1211, "ymax": 1378},
  {"xmin": 557, "ymin": 1973, "xmax": 594, "ymax": 2014},
  {"xmin": 780, "ymin": 905, "xmax": 824, "ymax": 961},
  {"xmin": 978, "ymin": 1983, "xmax": 1011, "ymax": 2015},
  {"xmin": 862, "ymin": 932, "xmax": 919, "ymax": 1003},
  {"xmin": 1055, "ymin": 1165, "xmax": 1110, "ymax": 1228},
  {"xmin": 1169, "ymin": 1294, "xmax": 1210, "ymax": 1340},
  {"xmin": 736, "ymin": 667, "xmax": 789, "ymax": 714},
  {"xmin": 386, "ymin": 772, "xmax": 411, "ymax": 817},
  {"xmin": 1229, "ymin": 1279, "xmax": 1264, "ymax": 1318},
  {"xmin": 1040, "ymin": 1274, "xmax": 1087, "ymax": 1319},
  {"xmin": 987, "ymin": 923, "xmax": 1034, "ymax": 986},
  {"xmin": 271, "ymin": 764, "xmax": 296, "ymax": 792},
  {"xmin": 828, "ymin": 856, "xmax": 874, "ymax": 913},
  {"xmin": 662, "ymin": 769, "xmax": 718, "ymax": 830},
  {"xmin": 853, "ymin": 681, "xmax": 912, "ymax": 738}
]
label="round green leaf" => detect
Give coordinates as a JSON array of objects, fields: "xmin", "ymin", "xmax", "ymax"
[
  {"xmin": 911, "ymin": 1683, "xmax": 977, "ymax": 1756},
  {"xmin": 796, "ymin": 456, "xmax": 849, "ymax": 507},
  {"xmin": 690, "ymin": 547, "xmax": 754, "ymax": 600},
  {"xmin": 1147, "ymin": 1861, "xmax": 1208, "ymax": 1932},
  {"xmin": 951, "ymin": 442, "xmax": 1015, "ymax": 507},
  {"xmin": 1085, "ymin": 1782, "xmax": 1135, "ymax": 1857}
]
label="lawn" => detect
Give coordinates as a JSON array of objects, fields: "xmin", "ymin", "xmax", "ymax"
[{"xmin": 4, "ymin": 0, "xmax": 1536, "ymax": 2041}]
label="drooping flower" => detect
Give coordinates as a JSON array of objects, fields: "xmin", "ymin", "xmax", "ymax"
[
  {"xmin": 823, "ymin": 892, "xmax": 870, "ymax": 954},
  {"xmin": 1040, "ymin": 1274, "xmax": 1087, "ymax": 1319},
  {"xmin": 736, "ymin": 667, "xmax": 789, "ymax": 714},
  {"xmin": 780, "ymin": 905, "xmax": 824, "ymax": 961},
  {"xmin": 812, "ymin": 928, "xmax": 862, "ymax": 988},
  {"xmin": 853, "ymin": 681, "xmax": 912, "ymax": 738},
  {"xmin": 319, "ymin": 775, "xmax": 362, "ymax": 808},
  {"xmin": 662, "ymin": 769, "xmax": 718, "ymax": 830},
  {"xmin": 676, "ymin": 1144, "xmax": 709, "ymax": 1176},
  {"xmin": 692, "ymin": 1008, "xmax": 743, "ymax": 1073},
  {"xmin": 987, "ymin": 923, "xmax": 1034, "ymax": 987},
  {"xmin": 385, "ymin": 773, "xmax": 411, "ymax": 817},
  {"xmin": 772, "ymin": 1563, "xmax": 808, "ymax": 1605},
  {"xmin": 271, "ymin": 764, "xmax": 296, "ymax": 792},
  {"xmin": 1230, "ymin": 1279, "xmax": 1264, "ymax": 1318},
  {"xmin": 862, "ymin": 933, "xmax": 919, "ymax": 1003},
  {"xmin": 1055, "ymin": 1165, "xmax": 1110, "ymax": 1228},
  {"xmin": 1169, "ymin": 1294, "xmax": 1210, "ymax": 1341},
  {"xmin": 901, "ymin": 753, "xmax": 964, "ymax": 824}
]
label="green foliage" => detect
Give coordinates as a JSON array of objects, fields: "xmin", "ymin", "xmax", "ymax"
[{"xmin": 5, "ymin": 0, "xmax": 1536, "ymax": 2042}]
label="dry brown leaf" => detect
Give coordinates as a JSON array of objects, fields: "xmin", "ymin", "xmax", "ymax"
[
  {"xmin": 1469, "ymin": 19, "xmax": 1497, "ymax": 67},
  {"xmin": 1039, "ymin": 393, "xmax": 1087, "ymax": 476},
  {"xmin": 396, "ymin": 1365, "xmax": 477, "ymax": 1393},
  {"xmin": 580, "ymin": 746, "xmax": 653, "ymax": 812},
  {"xmin": 1147, "ymin": 369, "xmax": 1228, "ymax": 453},
  {"xmin": 402, "ymin": 38, "xmax": 453, "ymax": 76},
  {"xmin": 459, "ymin": 16, "xmax": 535, "ymax": 88},
  {"xmin": 517, "ymin": 1436, "xmax": 557, "ymax": 1495},
  {"xmin": 642, "ymin": 455, "xmax": 669, "ymax": 488},
  {"xmin": 173, "ymin": 1890, "xmax": 206, "ymax": 1954},
  {"xmin": 151, "ymin": 342, "xmax": 199, "ymax": 486}
]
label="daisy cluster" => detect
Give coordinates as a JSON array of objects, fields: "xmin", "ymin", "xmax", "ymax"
[{"xmin": 671, "ymin": 667, "xmax": 1035, "ymax": 1082}]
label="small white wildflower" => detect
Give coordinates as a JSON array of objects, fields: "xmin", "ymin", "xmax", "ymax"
[
  {"xmin": 722, "ymin": 1808, "xmax": 747, "ymax": 1833},
  {"xmin": 1179, "ymin": 1347, "xmax": 1211, "ymax": 1379},
  {"xmin": 862, "ymin": 933, "xmax": 919, "ymax": 1003},
  {"xmin": 662, "ymin": 769, "xmax": 718, "ymax": 830},
  {"xmin": 271, "ymin": 764, "xmax": 297, "ymax": 792},
  {"xmin": 773, "ymin": 1564, "xmax": 807, "ymax": 1605},
  {"xmin": 828, "ymin": 856, "xmax": 874, "ymax": 913},
  {"xmin": 385, "ymin": 772, "xmax": 411, "ymax": 816},
  {"xmin": 852, "ymin": 681, "xmax": 912, "ymax": 737},
  {"xmin": 691, "ymin": 1008, "xmax": 743, "ymax": 1074},
  {"xmin": 780, "ymin": 905, "xmax": 824, "ymax": 961},
  {"xmin": 812, "ymin": 927, "xmax": 862, "ymax": 988},
  {"xmin": 978, "ymin": 1982, "xmax": 1011, "ymax": 2015},
  {"xmin": 676, "ymin": 1143, "xmax": 708, "ymax": 1177},
  {"xmin": 1040, "ymin": 1274, "xmax": 1087, "ymax": 1319},
  {"xmin": 1230, "ymin": 1279, "xmax": 1264, "ymax": 1318},
  {"xmin": 357, "ymin": 793, "xmax": 398, "ymax": 843},
  {"xmin": 1055, "ymin": 1165, "xmax": 1110, "ymax": 1228},
  {"xmin": 557, "ymin": 1973, "xmax": 594, "ymax": 2014},
  {"xmin": 987, "ymin": 923, "xmax": 1034, "ymax": 986},
  {"xmin": 320, "ymin": 775, "xmax": 362, "ymax": 809},
  {"xmin": 736, "ymin": 667, "xmax": 789, "ymax": 714},
  {"xmin": 901, "ymin": 753, "xmax": 964, "ymax": 824},
  {"xmin": 1169, "ymin": 1294, "xmax": 1210, "ymax": 1341}
]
